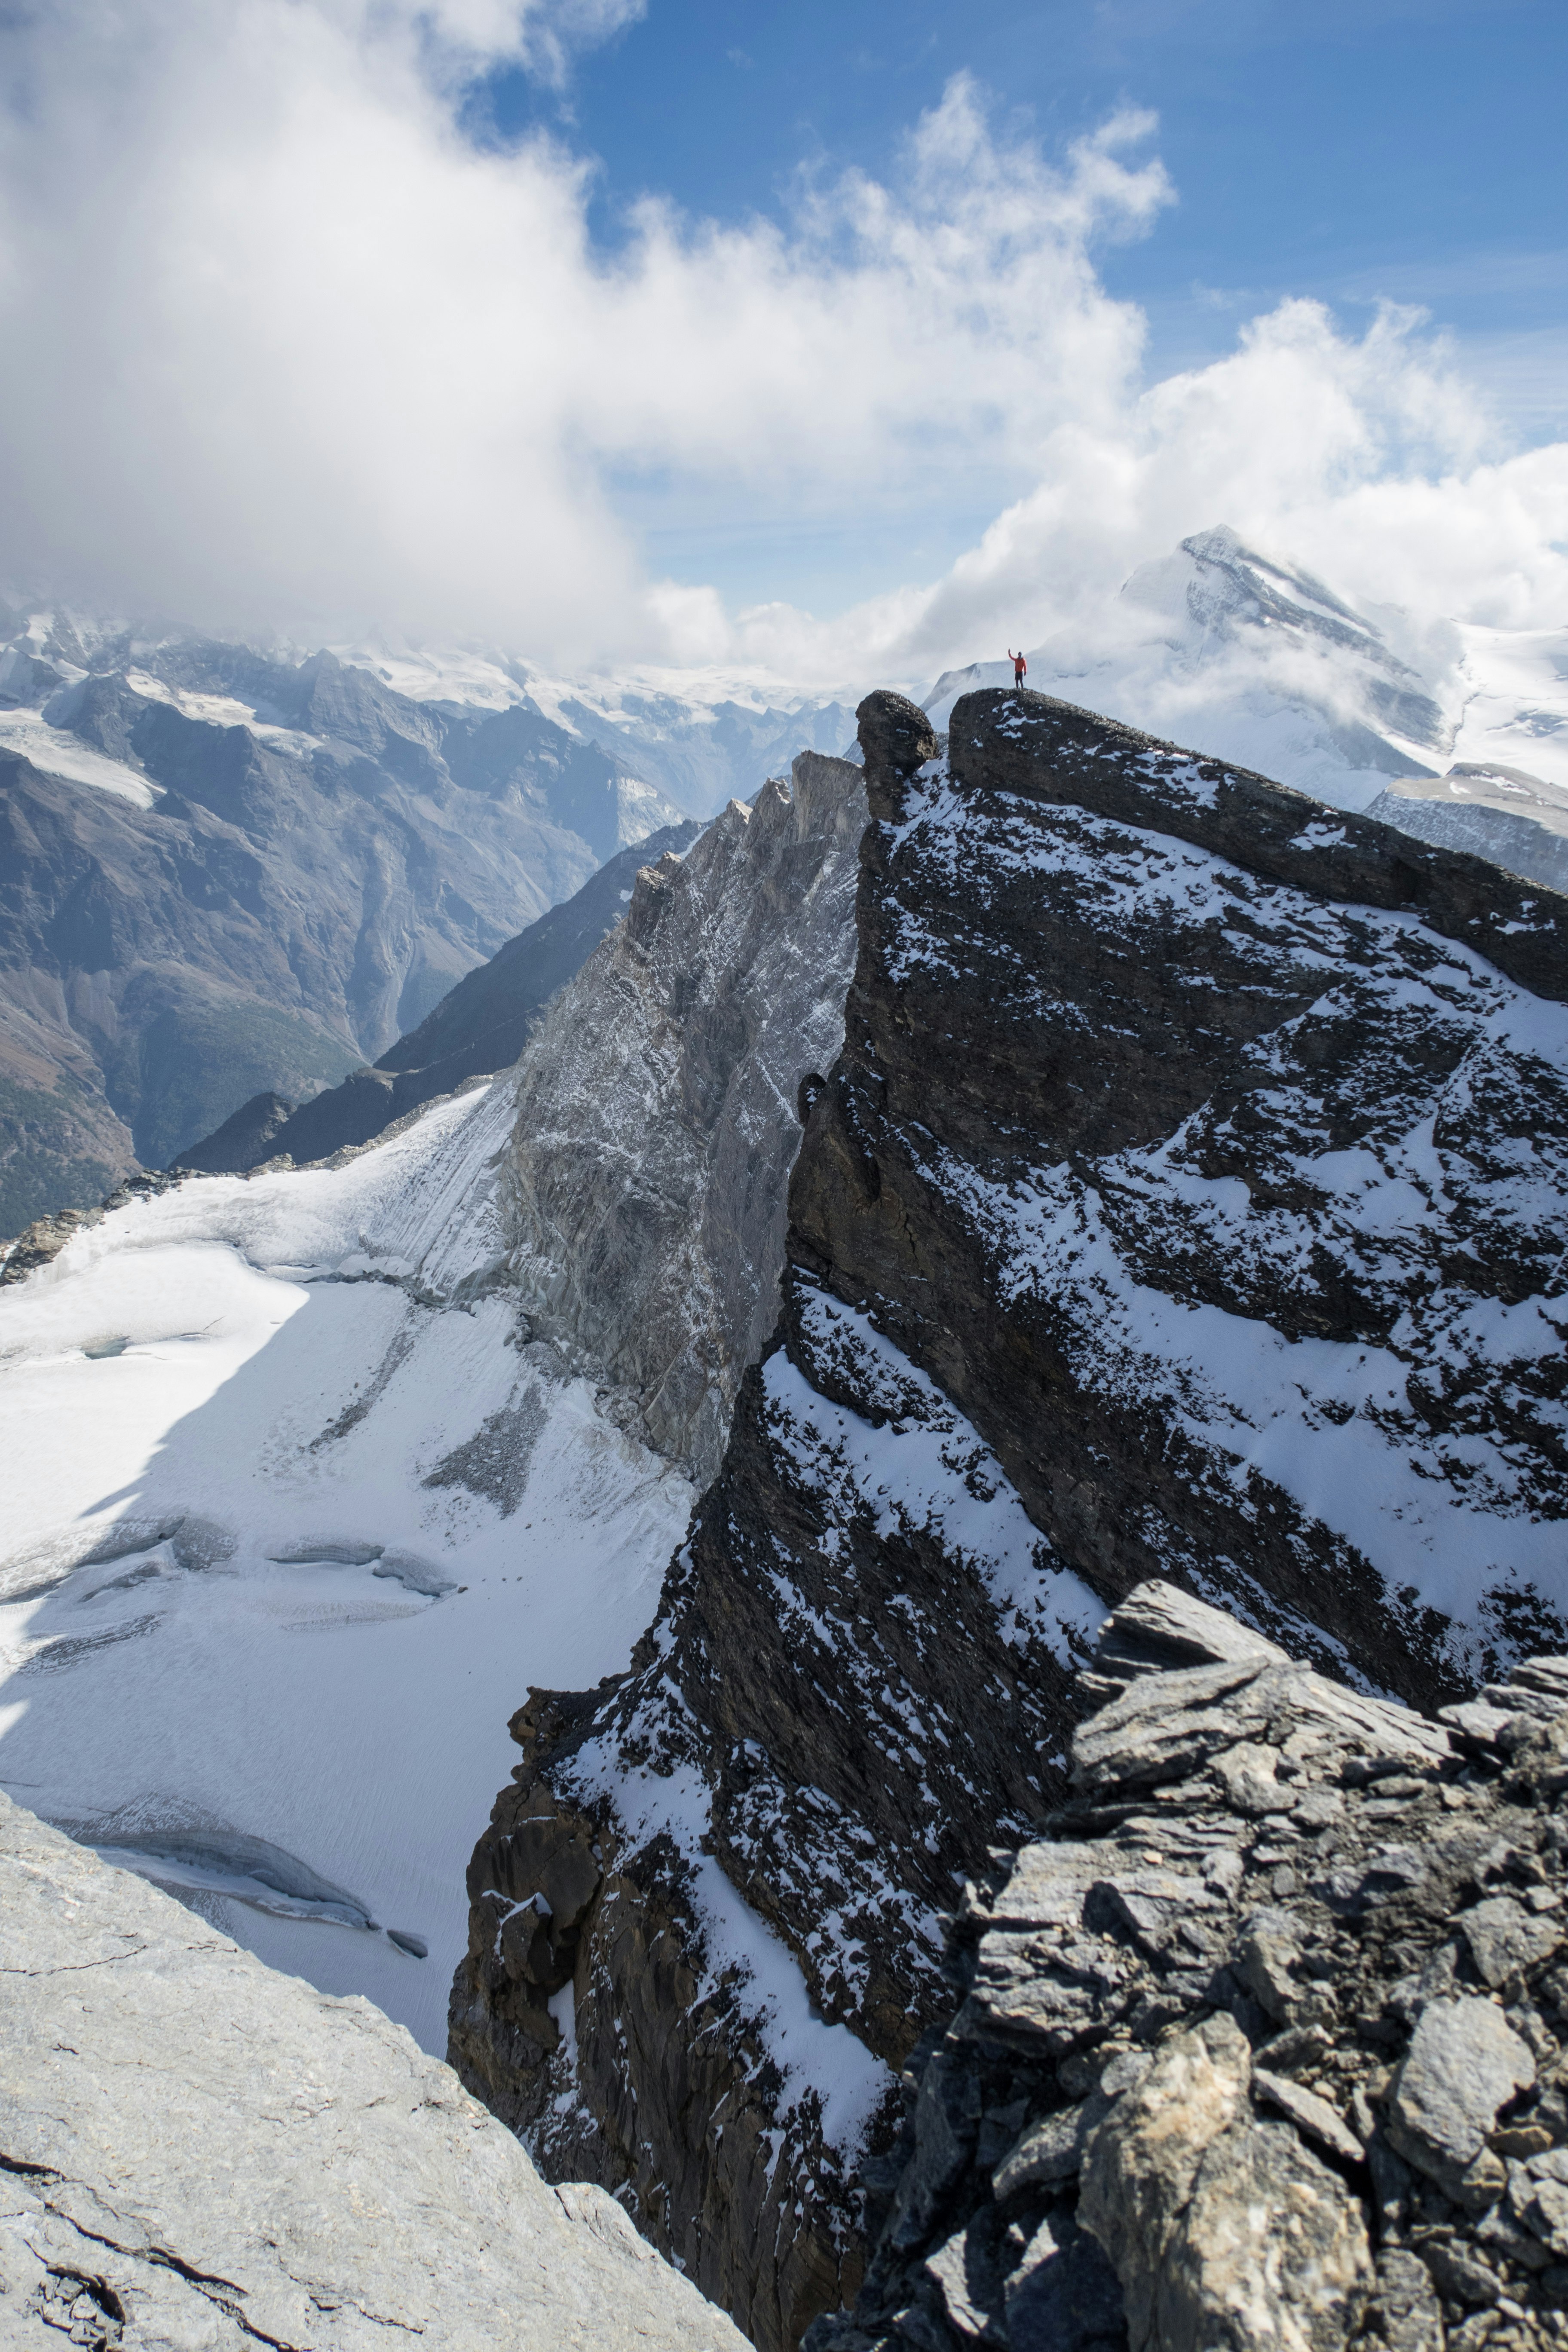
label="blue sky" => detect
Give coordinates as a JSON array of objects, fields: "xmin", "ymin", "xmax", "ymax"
[
  {"xmin": 488, "ymin": 0, "xmax": 1567, "ymax": 430},
  {"xmin": 4, "ymin": 0, "xmax": 1564, "ymax": 666},
  {"xmin": 447, "ymin": 0, "xmax": 1568, "ymax": 619}
]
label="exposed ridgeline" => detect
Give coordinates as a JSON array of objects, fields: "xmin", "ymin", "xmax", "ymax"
[
  {"xmin": 815, "ymin": 1579, "xmax": 1568, "ymax": 2352},
  {"xmin": 451, "ymin": 688, "xmax": 1568, "ymax": 2351},
  {"xmin": 495, "ymin": 750, "xmax": 868, "ymax": 1484},
  {"xmin": 0, "ymin": 1792, "xmax": 747, "ymax": 2352}
]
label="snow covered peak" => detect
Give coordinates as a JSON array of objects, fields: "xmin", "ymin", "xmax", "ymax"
[
  {"xmin": 924, "ymin": 524, "xmax": 1568, "ymax": 823},
  {"xmin": 1125, "ymin": 524, "xmax": 1432, "ymax": 685}
]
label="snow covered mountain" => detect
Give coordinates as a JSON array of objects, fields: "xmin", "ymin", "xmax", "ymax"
[
  {"xmin": 354, "ymin": 640, "xmax": 859, "ymax": 823},
  {"xmin": 6, "ymin": 557, "xmax": 1568, "ymax": 2352},
  {"xmin": 926, "ymin": 525, "xmax": 1568, "ymax": 841},
  {"xmin": 453, "ymin": 685, "xmax": 1568, "ymax": 2349},
  {"xmin": 9, "ymin": 533, "xmax": 1564, "ymax": 1247}
]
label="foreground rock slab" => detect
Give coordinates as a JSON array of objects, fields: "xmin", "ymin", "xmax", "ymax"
[{"xmin": 0, "ymin": 1793, "xmax": 747, "ymax": 2352}]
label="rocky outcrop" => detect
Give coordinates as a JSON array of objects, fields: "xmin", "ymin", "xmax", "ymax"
[
  {"xmin": 172, "ymin": 1085, "xmax": 297, "ymax": 1174},
  {"xmin": 175, "ymin": 821, "xmax": 702, "ymax": 1174},
  {"xmin": 810, "ymin": 1578, "xmax": 1568, "ymax": 2352},
  {"xmin": 494, "ymin": 749, "xmax": 869, "ymax": 1482},
  {"xmin": 0, "ymin": 1167, "xmax": 184, "ymax": 1286},
  {"xmin": 452, "ymin": 686, "xmax": 1568, "ymax": 2351},
  {"xmin": 0, "ymin": 1790, "xmax": 746, "ymax": 2351}
]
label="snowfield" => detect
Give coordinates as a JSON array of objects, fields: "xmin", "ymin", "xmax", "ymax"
[{"xmin": 0, "ymin": 1082, "xmax": 695, "ymax": 2053}]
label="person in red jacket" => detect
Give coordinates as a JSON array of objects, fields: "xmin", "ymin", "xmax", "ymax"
[{"xmin": 1008, "ymin": 647, "xmax": 1027, "ymax": 687}]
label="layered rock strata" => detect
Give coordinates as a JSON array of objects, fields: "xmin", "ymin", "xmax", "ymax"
[
  {"xmin": 811, "ymin": 1577, "xmax": 1568, "ymax": 2352},
  {"xmin": 453, "ymin": 688, "xmax": 1568, "ymax": 2351},
  {"xmin": 0, "ymin": 1792, "xmax": 746, "ymax": 2352},
  {"xmin": 496, "ymin": 749, "xmax": 868, "ymax": 1482},
  {"xmin": 810, "ymin": 685, "xmax": 1568, "ymax": 1702}
]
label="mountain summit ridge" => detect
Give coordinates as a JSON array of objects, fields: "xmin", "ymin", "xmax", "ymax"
[{"xmin": 452, "ymin": 679, "xmax": 1568, "ymax": 2350}]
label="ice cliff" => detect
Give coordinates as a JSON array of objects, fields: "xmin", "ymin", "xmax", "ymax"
[{"xmin": 452, "ymin": 686, "xmax": 1568, "ymax": 2350}]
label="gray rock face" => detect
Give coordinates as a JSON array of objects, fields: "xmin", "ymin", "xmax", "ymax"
[
  {"xmin": 495, "ymin": 749, "xmax": 868, "ymax": 1482},
  {"xmin": 0, "ymin": 1790, "xmax": 746, "ymax": 2352},
  {"xmin": 1388, "ymin": 2001, "xmax": 1536, "ymax": 2208},
  {"xmin": 809, "ymin": 1580, "xmax": 1568, "ymax": 2352}
]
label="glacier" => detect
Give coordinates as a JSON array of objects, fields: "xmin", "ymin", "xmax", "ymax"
[{"xmin": 0, "ymin": 1081, "xmax": 693, "ymax": 2054}]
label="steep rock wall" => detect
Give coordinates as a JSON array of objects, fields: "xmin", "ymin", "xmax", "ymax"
[
  {"xmin": 496, "ymin": 750, "xmax": 867, "ymax": 1483},
  {"xmin": 798, "ymin": 686, "xmax": 1568, "ymax": 1698},
  {"xmin": 453, "ymin": 689, "xmax": 1568, "ymax": 2350}
]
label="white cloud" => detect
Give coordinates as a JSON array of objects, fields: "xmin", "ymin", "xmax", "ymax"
[{"xmin": 0, "ymin": 0, "xmax": 1563, "ymax": 683}]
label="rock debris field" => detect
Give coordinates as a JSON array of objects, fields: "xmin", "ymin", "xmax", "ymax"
[{"xmin": 812, "ymin": 1581, "xmax": 1568, "ymax": 2352}]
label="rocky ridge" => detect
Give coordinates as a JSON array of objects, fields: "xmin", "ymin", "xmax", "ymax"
[
  {"xmin": 811, "ymin": 1577, "xmax": 1568, "ymax": 2352},
  {"xmin": 0, "ymin": 1790, "xmax": 746, "ymax": 2352},
  {"xmin": 452, "ymin": 685, "xmax": 1568, "ymax": 2352}
]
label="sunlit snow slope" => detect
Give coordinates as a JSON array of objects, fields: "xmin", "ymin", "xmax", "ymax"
[{"xmin": 0, "ymin": 1083, "xmax": 693, "ymax": 2053}]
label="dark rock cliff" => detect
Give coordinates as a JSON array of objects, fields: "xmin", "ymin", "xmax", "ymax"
[
  {"xmin": 451, "ymin": 687, "xmax": 1568, "ymax": 2352},
  {"xmin": 801, "ymin": 686, "xmax": 1567, "ymax": 1700}
]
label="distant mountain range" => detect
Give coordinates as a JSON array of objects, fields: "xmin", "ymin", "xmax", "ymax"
[
  {"xmin": 339, "ymin": 640, "xmax": 859, "ymax": 824},
  {"xmin": 927, "ymin": 524, "xmax": 1568, "ymax": 871},
  {"xmin": 5, "ymin": 528, "xmax": 1566, "ymax": 1239},
  {"xmin": 0, "ymin": 613, "xmax": 697, "ymax": 1234}
]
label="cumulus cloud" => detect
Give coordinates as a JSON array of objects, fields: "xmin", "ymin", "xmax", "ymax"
[
  {"xmin": 806, "ymin": 300, "xmax": 1568, "ymax": 687},
  {"xmin": 0, "ymin": 0, "xmax": 1562, "ymax": 682}
]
